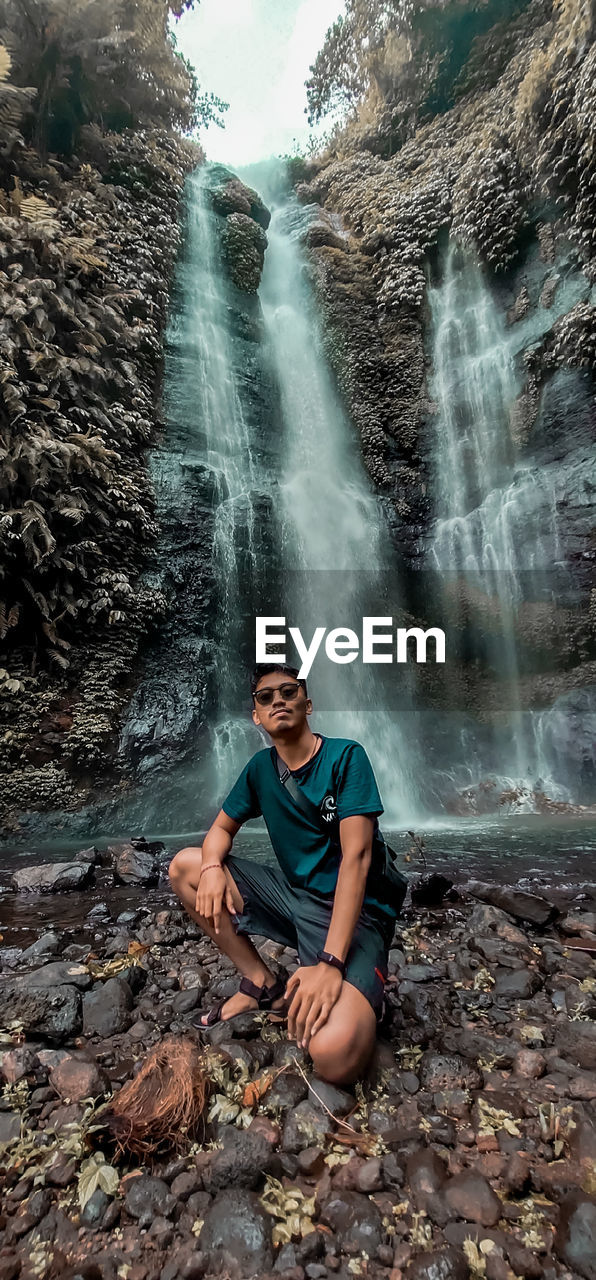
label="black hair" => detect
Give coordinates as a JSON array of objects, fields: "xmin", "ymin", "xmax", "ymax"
[{"xmin": 250, "ymin": 663, "xmax": 308, "ymax": 701}]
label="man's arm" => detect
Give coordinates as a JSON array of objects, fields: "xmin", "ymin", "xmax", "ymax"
[
  {"xmin": 322, "ymin": 814, "xmax": 374, "ymax": 962},
  {"xmin": 196, "ymin": 809, "xmax": 241, "ymax": 933},
  {"xmin": 286, "ymin": 814, "xmax": 375, "ymax": 1046}
]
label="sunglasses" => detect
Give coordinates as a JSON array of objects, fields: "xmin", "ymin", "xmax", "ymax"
[{"xmin": 253, "ymin": 681, "xmax": 303, "ymax": 707}]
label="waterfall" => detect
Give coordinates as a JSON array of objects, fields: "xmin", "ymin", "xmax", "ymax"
[
  {"xmin": 118, "ymin": 165, "xmax": 278, "ymax": 828},
  {"xmin": 426, "ymin": 240, "xmax": 595, "ymax": 806},
  {"xmin": 117, "ymin": 162, "xmax": 422, "ymax": 831},
  {"xmin": 249, "ymin": 168, "xmax": 423, "ymax": 825}
]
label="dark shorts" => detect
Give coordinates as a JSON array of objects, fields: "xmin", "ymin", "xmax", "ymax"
[{"xmin": 225, "ymin": 855, "xmax": 394, "ymax": 1020}]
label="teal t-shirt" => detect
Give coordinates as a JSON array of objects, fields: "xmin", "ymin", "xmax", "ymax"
[{"xmin": 221, "ymin": 735, "xmax": 392, "ymax": 926}]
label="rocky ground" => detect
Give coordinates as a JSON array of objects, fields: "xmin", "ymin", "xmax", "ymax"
[{"xmin": 2, "ymin": 844, "xmax": 596, "ymax": 1280}]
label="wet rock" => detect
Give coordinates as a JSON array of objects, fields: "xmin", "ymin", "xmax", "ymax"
[
  {"xmin": 199, "ymin": 1188, "xmax": 274, "ymax": 1276},
  {"xmin": 420, "ymin": 1053, "xmax": 481, "ymax": 1092},
  {"xmin": 124, "ymin": 1175, "xmax": 176, "ymax": 1227},
  {"xmin": 172, "ymin": 988, "xmax": 201, "ymax": 1015},
  {"xmin": 560, "ymin": 912, "xmax": 596, "ymax": 935},
  {"xmin": 0, "ymin": 983, "xmax": 81, "ymax": 1042},
  {"xmin": 273, "ymin": 1041, "xmax": 308, "ymax": 1070},
  {"xmin": 503, "ymin": 1152, "xmax": 531, "ymax": 1196},
  {"xmin": 555, "ymin": 1192, "xmax": 596, "ymax": 1279},
  {"xmin": 50, "ymin": 1052, "xmax": 110, "ymax": 1102},
  {"xmin": 76, "ymin": 845, "xmax": 100, "ymax": 864},
  {"xmin": 568, "ymin": 1115, "xmax": 596, "ymax": 1163},
  {"xmin": 297, "ymin": 1147, "xmax": 326, "ymax": 1176},
  {"xmin": 202, "ymin": 1126, "xmax": 272, "ymax": 1193},
  {"xmin": 493, "ymin": 968, "xmax": 541, "ymax": 999},
  {"xmin": 283, "ymin": 1100, "xmax": 330, "ymax": 1153},
  {"xmin": 444, "ymin": 1171, "xmax": 502, "ymax": 1226},
  {"xmin": 319, "ymin": 1189, "xmax": 384, "ymax": 1254},
  {"xmin": 87, "ymin": 903, "xmax": 111, "ymax": 921},
  {"xmin": 10, "ymin": 862, "xmax": 94, "ymax": 893},
  {"xmin": 410, "ymin": 873, "xmax": 454, "ymax": 908},
  {"xmin": 0, "ymin": 1254, "xmax": 20, "ymax": 1280},
  {"xmin": 382, "ymin": 1152, "xmax": 405, "ymax": 1190},
  {"xmin": 112, "ymin": 844, "xmax": 159, "ymax": 886},
  {"xmin": 222, "ymin": 213, "xmax": 268, "ymax": 293},
  {"xmin": 513, "ymin": 1049, "xmax": 546, "ymax": 1078},
  {"xmin": 309, "ymin": 1078, "xmax": 354, "ymax": 1118},
  {"xmin": 406, "ymin": 1149, "xmax": 447, "ymax": 1204},
  {"xmin": 445, "ymin": 1028, "xmax": 517, "ymax": 1068},
  {"xmin": 464, "ymin": 883, "xmax": 557, "ymax": 927},
  {"xmin": 267, "ymin": 1071, "xmax": 309, "ymax": 1110},
  {"xmin": 16, "ymin": 960, "xmax": 92, "ymax": 991},
  {"xmin": 45, "ymin": 1149, "xmax": 78, "ymax": 1188},
  {"xmin": 405, "ymin": 1247, "xmax": 469, "ymax": 1279},
  {"xmin": 82, "ymin": 977, "xmax": 134, "ymax": 1037},
  {"xmin": 355, "ymin": 1157, "xmax": 383, "ymax": 1193},
  {"xmin": 178, "ymin": 966, "xmax": 209, "ymax": 994},
  {"xmin": 210, "ymin": 175, "xmax": 271, "ymax": 230},
  {"xmin": 556, "ymin": 1019, "xmax": 596, "ymax": 1070},
  {"xmin": 0, "ymin": 1046, "xmax": 39, "ymax": 1083},
  {"xmin": 20, "ymin": 932, "xmax": 64, "ymax": 961},
  {"xmin": 433, "ymin": 1090, "xmax": 471, "ymax": 1120},
  {"xmin": 80, "ymin": 1187, "xmax": 111, "ymax": 1227},
  {"xmin": 170, "ymin": 1169, "xmax": 203, "ymax": 1201}
]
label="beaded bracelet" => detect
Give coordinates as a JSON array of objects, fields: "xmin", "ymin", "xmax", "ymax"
[{"xmin": 199, "ymin": 863, "xmax": 224, "ymax": 878}]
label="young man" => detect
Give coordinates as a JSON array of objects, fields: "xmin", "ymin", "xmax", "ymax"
[{"xmin": 168, "ymin": 663, "xmax": 398, "ymax": 1085}]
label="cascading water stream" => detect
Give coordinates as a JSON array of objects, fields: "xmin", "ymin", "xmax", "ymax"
[
  {"xmin": 118, "ymin": 164, "xmax": 277, "ymax": 826},
  {"xmin": 251, "ymin": 172, "xmax": 423, "ymax": 825},
  {"xmin": 428, "ymin": 241, "xmax": 529, "ymax": 780},
  {"xmin": 427, "ymin": 240, "xmax": 595, "ymax": 804}
]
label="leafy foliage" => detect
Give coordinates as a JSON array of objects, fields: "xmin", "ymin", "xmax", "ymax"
[
  {"xmin": 0, "ymin": 0, "xmax": 213, "ymax": 826},
  {"xmin": 0, "ymin": 0, "xmax": 227, "ymax": 158},
  {"xmin": 306, "ymin": 0, "xmax": 532, "ymax": 151},
  {"xmin": 78, "ymin": 1152, "xmax": 120, "ymax": 1208}
]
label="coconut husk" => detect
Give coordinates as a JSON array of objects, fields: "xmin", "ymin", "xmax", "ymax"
[{"xmin": 96, "ymin": 1034, "xmax": 210, "ymax": 1159}]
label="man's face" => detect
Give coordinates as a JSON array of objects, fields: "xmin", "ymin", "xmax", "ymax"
[{"xmin": 251, "ymin": 672, "xmax": 311, "ymax": 733}]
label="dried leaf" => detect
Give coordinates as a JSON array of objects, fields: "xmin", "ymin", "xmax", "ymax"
[{"xmin": 242, "ymin": 1073, "xmax": 274, "ymax": 1108}]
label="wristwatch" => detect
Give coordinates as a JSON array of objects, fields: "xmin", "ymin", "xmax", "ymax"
[{"xmin": 317, "ymin": 950, "xmax": 346, "ymax": 977}]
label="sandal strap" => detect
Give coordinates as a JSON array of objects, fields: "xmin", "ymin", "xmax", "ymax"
[
  {"xmin": 194, "ymin": 998, "xmax": 226, "ymax": 1028},
  {"xmin": 258, "ymin": 975, "xmax": 286, "ymax": 1009},
  {"xmin": 239, "ymin": 975, "xmax": 266, "ymax": 1001}
]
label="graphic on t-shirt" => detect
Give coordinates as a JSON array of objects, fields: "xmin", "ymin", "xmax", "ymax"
[{"xmin": 320, "ymin": 793, "xmax": 338, "ymax": 823}]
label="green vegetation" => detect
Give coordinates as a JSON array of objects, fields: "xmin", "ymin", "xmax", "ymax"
[
  {"xmin": 306, "ymin": 0, "xmax": 534, "ymax": 151},
  {"xmin": 0, "ymin": 0, "xmax": 227, "ymax": 159}
]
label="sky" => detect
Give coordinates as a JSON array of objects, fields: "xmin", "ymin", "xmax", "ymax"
[{"xmin": 174, "ymin": 0, "xmax": 345, "ymax": 165}]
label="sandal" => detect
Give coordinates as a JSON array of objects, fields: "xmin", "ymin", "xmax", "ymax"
[{"xmin": 192, "ymin": 974, "xmax": 287, "ymax": 1030}]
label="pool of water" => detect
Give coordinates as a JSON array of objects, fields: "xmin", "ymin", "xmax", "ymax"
[
  {"xmin": 2, "ymin": 816, "xmax": 595, "ymax": 948},
  {"xmin": 2, "ymin": 814, "xmax": 596, "ymax": 880}
]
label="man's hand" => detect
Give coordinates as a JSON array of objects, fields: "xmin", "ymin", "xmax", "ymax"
[
  {"xmin": 196, "ymin": 866, "xmax": 235, "ymax": 934},
  {"xmin": 285, "ymin": 963, "xmax": 343, "ymax": 1048}
]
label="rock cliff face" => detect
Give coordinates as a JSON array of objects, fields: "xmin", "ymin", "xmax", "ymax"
[
  {"xmin": 0, "ymin": 132, "xmax": 198, "ymax": 833},
  {"xmin": 291, "ymin": 0, "xmax": 596, "ymax": 805}
]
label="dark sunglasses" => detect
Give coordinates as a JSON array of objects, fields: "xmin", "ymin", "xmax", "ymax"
[{"xmin": 253, "ymin": 681, "xmax": 303, "ymax": 707}]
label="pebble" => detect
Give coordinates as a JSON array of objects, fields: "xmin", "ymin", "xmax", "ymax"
[
  {"xmin": 554, "ymin": 1192, "xmax": 596, "ymax": 1278},
  {"xmin": 124, "ymin": 1176, "xmax": 176, "ymax": 1227},
  {"xmin": 444, "ymin": 1170, "xmax": 502, "ymax": 1226},
  {"xmin": 199, "ymin": 1188, "xmax": 274, "ymax": 1276},
  {"xmin": 83, "ymin": 976, "xmax": 134, "ymax": 1037}
]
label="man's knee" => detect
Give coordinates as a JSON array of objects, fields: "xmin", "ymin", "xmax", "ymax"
[
  {"xmin": 168, "ymin": 845, "xmax": 202, "ymax": 889},
  {"xmin": 309, "ymin": 1022, "xmax": 374, "ymax": 1086}
]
